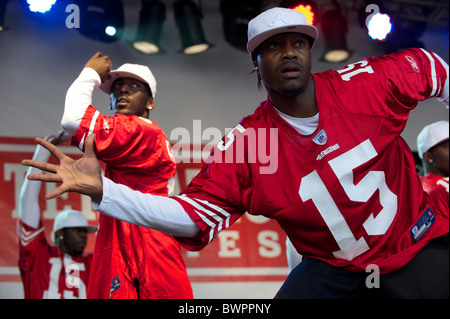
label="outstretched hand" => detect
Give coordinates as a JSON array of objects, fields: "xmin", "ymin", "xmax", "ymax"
[{"xmin": 21, "ymin": 134, "xmax": 103, "ymax": 203}]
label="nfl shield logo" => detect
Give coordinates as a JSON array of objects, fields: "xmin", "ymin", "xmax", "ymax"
[
  {"xmin": 313, "ymin": 129, "xmax": 327, "ymax": 145},
  {"xmin": 111, "ymin": 276, "xmax": 121, "ymax": 293}
]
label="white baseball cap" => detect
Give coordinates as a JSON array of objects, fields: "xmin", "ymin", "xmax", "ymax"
[
  {"xmin": 417, "ymin": 120, "xmax": 449, "ymax": 159},
  {"xmin": 53, "ymin": 209, "xmax": 97, "ymax": 234},
  {"xmin": 99, "ymin": 63, "xmax": 157, "ymax": 98},
  {"xmin": 247, "ymin": 7, "xmax": 319, "ymax": 55}
]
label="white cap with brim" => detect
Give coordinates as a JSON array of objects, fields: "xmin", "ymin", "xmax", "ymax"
[
  {"xmin": 53, "ymin": 209, "xmax": 97, "ymax": 234},
  {"xmin": 247, "ymin": 7, "xmax": 319, "ymax": 55},
  {"xmin": 99, "ymin": 63, "xmax": 157, "ymax": 98},
  {"xmin": 417, "ymin": 120, "xmax": 449, "ymax": 159}
]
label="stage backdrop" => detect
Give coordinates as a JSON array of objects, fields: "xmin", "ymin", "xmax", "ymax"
[{"xmin": 0, "ymin": 136, "xmax": 289, "ymax": 299}]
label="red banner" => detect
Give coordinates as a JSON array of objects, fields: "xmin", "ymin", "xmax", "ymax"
[{"xmin": 0, "ymin": 137, "xmax": 288, "ymax": 296}]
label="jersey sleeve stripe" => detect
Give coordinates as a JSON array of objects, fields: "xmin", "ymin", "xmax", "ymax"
[
  {"xmin": 176, "ymin": 196, "xmax": 225, "ymax": 225},
  {"xmin": 433, "ymin": 53, "xmax": 449, "ymax": 106},
  {"xmin": 17, "ymin": 224, "xmax": 45, "ymax": 247},
  {"xmin": 188, "ymin": 196, "xmax": 232, "ymax": 221},
  {"xmin": 420, "ymin": 48, "xmax": 438, "ymax": 98},
  {"xmin": 192, "ymin": 210, "xmax": 218, "ymax": 243},
  {"xmin": 176, "ymin": 195, "xmax": 234, "ymax": 243},
  {"xmin": 88, "ymin": 110, "xmax": 100, "ymax": 135},
  {"xmin": 78, "ymin": 110, "xmax": 100, "ymax": 150}
]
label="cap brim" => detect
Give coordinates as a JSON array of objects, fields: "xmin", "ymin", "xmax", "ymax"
[
  {"xmin": 86, "ymin": 225, "xmax": 98, "ymax": 234},
  {"xmin": 53, "ymin": 224, "xmax": 97, "ymax": 234},
  {"xmin": 99, "ymin": 71, "xmax": 149, "ymax": 94},
  {"xmin": 429, "ymin": 137, "xmax": 450, "ymax": 151},
  {"xmin": 247, "ymin": 25, "xmax": 318, "ymax": 54}
]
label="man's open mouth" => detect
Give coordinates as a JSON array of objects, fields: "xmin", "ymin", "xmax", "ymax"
[{"xmin": 279, "ymin": 63, "xmax": 302, "ymax": 78}]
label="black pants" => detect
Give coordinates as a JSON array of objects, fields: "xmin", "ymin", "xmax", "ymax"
[{"xmin": 275, "ymin": 235, "xmax": 449, "ymax": 299}]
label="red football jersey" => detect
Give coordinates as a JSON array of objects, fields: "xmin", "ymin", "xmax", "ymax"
[
  {"xmin": 17, "ymin": 221, "xmax": 92, "ymax": 299},
  {"xmin": 72, "ymin": 106, "xmax": 193, "ymax": 298},
  {"xmin": 173, "ymin": 48, "xmax": 449, "ymax": 274},
  {"xmin": 420, "ymin": 172, "xmax": 449, "ymax": 193},
  {"xmin": 421, "ymin": 173, "xmax": 449, "ymax": 214}
]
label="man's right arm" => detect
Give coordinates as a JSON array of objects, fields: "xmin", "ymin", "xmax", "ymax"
[
  {"xmin": 93, "ymin": 177, "xmax": 201, "ymax": 238},
  {"xmin": 61, "ymin": 67, "xmax": 101, "ymax": 135}
]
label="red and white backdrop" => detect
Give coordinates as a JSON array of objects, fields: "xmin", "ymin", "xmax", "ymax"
[{"xmin": 0, "ymin": 136, "xmax": 289, "ymax": 299}]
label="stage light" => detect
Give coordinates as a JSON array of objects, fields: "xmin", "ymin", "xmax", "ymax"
[
  {"xmin": 105, "ymin": 26, "xmax": 117, "ymax": 36},
  {"xmin": 292, "ymin": 4, "xmax": 315, "ymax": 25},
  {"xmin": 0, "ymin": 0, "xmax": 8, "ymax": 32},
  {"xmin": 280, "ymin": 0, "xmax": 319, "ymax": 25},
  {"xmin": 220, "ymin": 0, "xmax": 261, "ymax": 51},
  {"xmin": 77, "ymin": 0, "xmax": 124, "ymax": 43},
  {"xmin": 133, "ymin": 0, "xmax": 166, "ymax": 55},
  {"xmin": 361, "ymin": 2, "xmax": 427, "ymax": 53},
  {"xmin": 174, "ymin": 0, "xmax": 211, "ymax": 55},
  {"xmin": 27, "ymin": 0, "xmax": 57, "ymax": 13},
  {"xmin": 321, "ymin": 8, "xmax": 351, "ymax": 63},
  {"xmin": 367, "ymin": 13, "xmax": 393, "ymax": 41}
]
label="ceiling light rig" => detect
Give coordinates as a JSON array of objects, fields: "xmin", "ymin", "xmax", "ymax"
[
  {"xmin": 133, "ymin": 0, "xmax": 166, "ymax": 54},
  {"xmin": 321, "ymin": 6, "xmax": 351, "ymax": 63},
  {"xmin": 0, "ymin": 0, "xmax": 8, "ymax": 32},
  {"xmin": 360, "ymin": 0, "xmax": 429, "ymax": 53},
  {"xmin": 174, "ymin": 0, "xmax": 211, "ymax": 55},
  {"xmin": 77, "ymin": 0, "xmax": 124, "ymax": 43},
  {"xmin": 220, "ymin": 0, "xmax": 261, "ymax": 52}
]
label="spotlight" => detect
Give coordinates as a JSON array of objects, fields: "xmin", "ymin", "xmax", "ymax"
[
  {"xmin": 321, "ymin": 8, "xmax": 351, "ymax": 63},
  {"xmin": 0, "ymin": 0, "xmax": 9, "ymax": 32},
  {"xmin": 77, "ymin": 0, "xmax": 124, "ymax": 43},
  {"xmin": 133, "ymin": 0, "xmax": 166, "ymax": 54},
  {"xmin": 361, "ymin": 1, "xmax": 426, "ymax": 53},
  {"xmin": 280, "ymin": 0, "xmax": 319, "ymax": 25},
  {"xmin": 174, "ymin": 0, "xmax": 211, "ymax": 55},
  {"xmin": 27, "ymin": 0, "xmax": 57, "ymax": 13},
  {"xmin": 105, "ymin": 26, "xmax": 117, "ymax": 36},
  {"xmin": 367, "ymin": 13, "xmax": 393, "ymax": 41},
  {"xmin": 220, "ymin": 0, "xmax": 261, "ymax": 51}
]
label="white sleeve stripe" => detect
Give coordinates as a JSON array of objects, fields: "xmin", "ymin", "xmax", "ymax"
[
  {"xmin": 193, "ymin": 210, "xmax": 219, "ymax": 243},
  {"xmin": 209, "ymin": 229, "xmax": 215, "ymax": 243},
  {"xmin": 89, "ymin": 110, "xmax": 100, "ymax": 135},
  {"xmin": 420, "ymin": 48, "xmax": 438, "ymax": 98},
  {"xmin": 78, "ymin": 110, "xmax": 100, "ymax": 150},
  {"xmin": 78, "ymin": 134, "xmax": 86, "ymax": 150},
  {"xmin": 194, "ymin": 209, "xmax": 217, "ymax": 228},
  {"xmin": 186, "ymin": 196, "xmax": 231, "ymax": 218},
  {"xmin": 191, "ymin": 197, "xmax": 232, "ymax": 229},
  {"xmin": 434, "ymin": 53, "xmax": 449, "ymax": 105},
  {"xmin": 17, "ymin": 225, "xmax": 45, "ymax": 247},
  {"xmin": 177, "ymin": 196, "xmax": 224, "ymax": 225},
  {"xmin": 177, "ymin": 196, "xmax": 233, "ymax": 243}
]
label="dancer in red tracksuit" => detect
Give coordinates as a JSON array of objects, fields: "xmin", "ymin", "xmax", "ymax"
[{"xmin": 61, "ymin": 53, "xmax": 192, "ymax": 299}]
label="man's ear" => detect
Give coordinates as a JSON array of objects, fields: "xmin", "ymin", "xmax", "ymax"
[
  {"xmin": 54, "ymin": 230, "xmax": 63, "ymax": 246},
  {"xmin": 423, "ymin": 151, "xmax": 434, "ymax": 164},
  {"xmin": 252, "ymin": 61, "xmax": 259, "ymax": 71},
  {"xmin": 147, "ymin": 97, "xmax": 155, "ymax": 111}
]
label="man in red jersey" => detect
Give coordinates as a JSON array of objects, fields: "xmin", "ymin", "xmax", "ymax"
[
  {"xmin": 24, "ymin": 8, "xmax": 449, "ymax": 298},
  {"xmin": 59, "ymin": 53, "xmax": 192, "ymax": 299},
  {"xmin": 417, "ymin": 120, "xmax": 449, "ymax": 214},
  {"xmin": 18, "ymin": 132, "xmax": 97, "ymax": 299}
]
